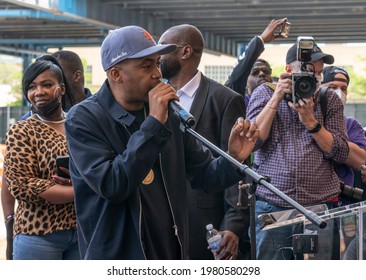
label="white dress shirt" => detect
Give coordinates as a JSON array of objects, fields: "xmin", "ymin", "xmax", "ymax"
[{"xmin": 176, "ymin": 71, "xmax": 202, "ymax": 112}]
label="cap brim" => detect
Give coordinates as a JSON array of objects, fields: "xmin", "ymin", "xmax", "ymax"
[
  {"xmin": 130, "ymin": 44, "xmax": 177, "ymax": 59},
  {"xmin": 311, "ymin": 53, "xmax": 334, "ymax": 64}
]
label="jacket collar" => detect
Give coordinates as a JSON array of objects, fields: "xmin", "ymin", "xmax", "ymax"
[{"xmin": 97, "ymin": 80, "xmax": 136, "ymax": 126}]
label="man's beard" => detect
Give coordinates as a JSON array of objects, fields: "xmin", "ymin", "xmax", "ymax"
[{"xmin": 160, "ymin": 59, "xmax": 181, "ymax": 81}]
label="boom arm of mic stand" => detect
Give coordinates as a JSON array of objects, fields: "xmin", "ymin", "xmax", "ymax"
[
  {"xmin": 180, "ymin": 124, "xmax": 327, "ymax": 229},
  {"xmin": 238, "ymin": 164, "xmax": 327, "ymax": 229}
]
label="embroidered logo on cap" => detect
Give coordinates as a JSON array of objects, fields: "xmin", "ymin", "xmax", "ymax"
[
  {"xmin": 143, "ymin": 31, "xmax": 155, "ymax": 43},
  {"xmin": 111, "ymin": 52, "xmax": 128, "ymax": 63}
]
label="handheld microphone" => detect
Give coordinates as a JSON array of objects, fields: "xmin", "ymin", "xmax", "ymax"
[{"xmin": 169, "ymin": 100, "xmax": 195, "ymax": 127}]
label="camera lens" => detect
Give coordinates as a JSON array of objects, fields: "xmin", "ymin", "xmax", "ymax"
[
  {"xmin": 294, "ymin": 75, "xmax": 317, "ymax": 99},
  {"xmin": 340, "ymin": 182, "xmax": 364, "ymax": 202}
]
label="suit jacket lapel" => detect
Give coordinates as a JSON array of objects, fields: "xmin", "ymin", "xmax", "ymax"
[{"xmin": 189, "ymin": 74, "xmax": 209, "ymax": 130}]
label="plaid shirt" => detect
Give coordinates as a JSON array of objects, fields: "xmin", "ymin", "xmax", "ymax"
[{"xmin": 247, "ymin": 84, "xmax": 349, "ymax": 207}]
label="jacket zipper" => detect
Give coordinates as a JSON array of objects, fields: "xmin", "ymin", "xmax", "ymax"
[
  {"xmin": 138, "ymin": 189, "xmax": 148, "ymax": 260},
  {"xmin": 159, "ymin": 153, "xmax": 184, "ymax": 259}
]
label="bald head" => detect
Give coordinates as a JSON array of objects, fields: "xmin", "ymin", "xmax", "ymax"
[
  {"xmin": 160, "ymin": 24, "xmax": 204, "ymax": 61},
  {"xmin": 159, "ymin": 24, "xmax": 206, "ymax": 88}
]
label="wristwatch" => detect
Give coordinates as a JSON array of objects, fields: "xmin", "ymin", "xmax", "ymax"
[{"xmin": 308, "ymin": 122, "xmax": 322, "ymax": 134}]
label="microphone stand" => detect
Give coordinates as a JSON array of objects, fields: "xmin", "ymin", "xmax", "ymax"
[
  {"xmin": 177, "ymin": 121, "xmax": 327, "ymax": 260},
  {"xmin": 237, "ymin": 180, "xmax": 258, "ymax": 260}
]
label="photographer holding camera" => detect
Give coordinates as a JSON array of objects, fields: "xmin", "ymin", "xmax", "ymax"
[{"xmin": 246, "ymin": 37, "xmax": 349, "ymax": 260}]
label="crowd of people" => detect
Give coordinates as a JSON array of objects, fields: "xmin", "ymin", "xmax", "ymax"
[{"xmin": 1, "ymin": 18, "xmax": 366, "ymax": 260}]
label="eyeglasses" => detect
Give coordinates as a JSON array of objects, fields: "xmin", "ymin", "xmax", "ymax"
[
  {"xmin": 250, "ymin": 67, "xmax": 272, "ymax": 76},
  {"xmin": 175, "ymin": 45, "xmax": 188, "ymax": 51},
  {"xmin": 169, "ymin": 45, "xmax": 186, "ymax": 53}
]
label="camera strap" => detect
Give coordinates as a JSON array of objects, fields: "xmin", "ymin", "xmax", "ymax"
[{"xmin": 319, "ymin": 87, "xmax": 329, "ymax": 125}]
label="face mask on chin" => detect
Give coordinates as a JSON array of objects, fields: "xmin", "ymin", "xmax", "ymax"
[
  {"xmin": 334, "ymin": 88, "xmax": 347, "ymax": 105},
  {"xmin": 31, "ymin": 97, "xmax": 61, "ymax": 117},
  {"xmin": 31, "ymin": 86, "xmax": 62, "ymax": 117}
]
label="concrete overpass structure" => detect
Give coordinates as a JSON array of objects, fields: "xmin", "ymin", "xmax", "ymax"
[{"xmin": 0, "ymin": 0, "xmax": 365, "ymax": 59}]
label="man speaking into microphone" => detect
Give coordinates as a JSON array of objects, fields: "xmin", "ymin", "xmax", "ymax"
[{"xmin": 65, "ymin": 25, "xmax": 258, "ymax": 260}]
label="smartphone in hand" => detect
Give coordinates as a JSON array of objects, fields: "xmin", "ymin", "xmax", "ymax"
[{"xmin": 56, "ymin": 156, "xmax": 70, "ymax": 179}]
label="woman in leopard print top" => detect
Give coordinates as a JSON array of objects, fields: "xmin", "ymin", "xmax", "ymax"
[{"xmin": 4, "ymin": 56, "xmax": 79, "ymax": 259}]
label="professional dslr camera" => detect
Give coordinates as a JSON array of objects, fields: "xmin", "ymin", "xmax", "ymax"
[{"xmin": 286, "ymin": 36, "xmax": 318, "ymax": 104}]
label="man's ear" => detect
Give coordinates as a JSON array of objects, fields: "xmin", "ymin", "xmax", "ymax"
[
  {"xmin": 109, "ymin": 67, "xmax": 123, "ymax": 83},
  {"xmin": 181, "ymin": 45, "xmax": 193, "ymax": 60},
  {"xmin": 73, "ymin": 70, "xmax": 82, "ymax": 83},
  {"xmin": 285, "ymin": 64, "xmax": 292, "ymax": 73}
]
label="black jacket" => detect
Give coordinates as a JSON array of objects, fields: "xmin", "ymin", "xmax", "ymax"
[
  {"xmin": 65, "ymin": 81, "xmax": 243, "ymax": 259},
  {"xmin": 225, "ymin": 36, "xmax": 265, "ymax": 97},
  {"xmin": 187, "ymin": 74, "xmax": 249, "ymax": 259}
]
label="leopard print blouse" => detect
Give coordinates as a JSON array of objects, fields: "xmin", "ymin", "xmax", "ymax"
[{"xmin": 4, "ymin": 118, "xmax": 76, "ymax": 236}]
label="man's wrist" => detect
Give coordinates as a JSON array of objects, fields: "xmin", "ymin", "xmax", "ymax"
[
  {"xmin": 267, "ymin": 98, "xmax": 279, "ymax": 110},
  {"xmin": 257, "ymin": 35, "xmax": 264, "ymax": 45},
  {"xmin": 308, "ymin": 122, "xmax": 322, "ymax": 134}
]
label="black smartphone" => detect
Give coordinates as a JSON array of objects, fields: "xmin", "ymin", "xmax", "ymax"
[{"xmin": 56, "ymin": 156, "xmax": 70, "ymax": 179}]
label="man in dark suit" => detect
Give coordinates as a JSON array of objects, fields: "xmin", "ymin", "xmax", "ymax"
[{"xmin": 159, "ymin": 24, "xmax": 249, "ymax": 260}]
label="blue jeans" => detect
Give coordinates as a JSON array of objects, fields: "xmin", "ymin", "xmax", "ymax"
[
  {"xmin": 13, "ymin": 229, "xmax": 80, "ymax": 260},
  {"xmin": 254, "ymin": 200, "xmax": 337, "ymax": 260},
  {"xmin": 254, "ymin": 200, "xmax": 299, "ymax": 260}
]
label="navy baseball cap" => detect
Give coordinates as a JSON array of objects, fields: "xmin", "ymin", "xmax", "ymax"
[
  {"xmin": 322, "ymin": 66, "xmax": 350, "ymax": 85},
  {"xmin": 101, "ymin": 25, "xmax": 177, "ymax": 71},
  {"xmin": 286, "ymin": 43, "xmax": 334, "ymax": 65}
]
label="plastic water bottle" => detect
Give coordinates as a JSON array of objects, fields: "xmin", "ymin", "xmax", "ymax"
[{"xmin": 206, "ymin": 223, "xmax": 222, "ymax": 259}]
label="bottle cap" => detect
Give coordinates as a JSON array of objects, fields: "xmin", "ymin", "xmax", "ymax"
[{"xmin": 206, "ymin": 224, "xmax": 213, "ymax": 230}]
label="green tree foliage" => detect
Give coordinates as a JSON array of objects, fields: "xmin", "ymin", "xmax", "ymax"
[
  {"xmin": 347, "ymin": 55, "xmax": 366, "ymax": 98},
  {"xmin": 0, "ymin": 62, "xmax": 22, "ymax": 106},
  {"xmin": 0, "ymin": 62, "xmax": 22, "ymax": 85}
]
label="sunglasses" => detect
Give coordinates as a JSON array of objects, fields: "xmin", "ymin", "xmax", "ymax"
[{"xmin": 250, "ymin": 67, "xmax": 272, "ymax": 76}]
